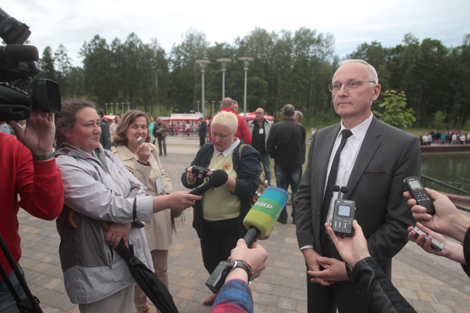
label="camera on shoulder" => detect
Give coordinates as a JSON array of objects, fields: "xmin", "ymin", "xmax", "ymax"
[{"xmin": 0, "ymin": 7, "xmax": 61, "ymax": 122}]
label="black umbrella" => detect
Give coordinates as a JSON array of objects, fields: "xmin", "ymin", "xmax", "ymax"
[
  {"xmin": 68, "ymin": 213, "xmax": 179, "ymax": 313},
  {"xmin": 114, "ymin": 240, "xmax": 179, "ymax": 313}
]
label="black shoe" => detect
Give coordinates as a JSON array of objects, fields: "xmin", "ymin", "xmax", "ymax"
[{"xmin": 277, "ymin": 218, "xmax": 287, "ymax": 224}]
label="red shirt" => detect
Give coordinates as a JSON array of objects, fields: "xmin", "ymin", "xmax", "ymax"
[
  {"xmin": 0, "ymin": 132, "xmax": 64, "ymax": 278},
  {"xmin": 210, "ymin": 108, "xmax": 252, "ymax": 145}
]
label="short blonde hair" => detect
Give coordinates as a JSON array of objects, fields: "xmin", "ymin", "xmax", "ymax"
[{"xmin": 211, "ymin": 111, "xmax": 238, "ymax": 135}]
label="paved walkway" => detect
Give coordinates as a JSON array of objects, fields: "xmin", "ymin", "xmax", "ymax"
[{"xmin": 16, "ymin": 136, "xmax": 470, "ymax": 312}]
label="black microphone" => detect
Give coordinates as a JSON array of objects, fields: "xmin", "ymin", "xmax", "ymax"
[
  {"xmin": 0, "ymin": 45, "xmax": 39, "ymax": 62},
  {"xmin": 189, "ymin": 170, "xmax": 228, "ymax": 195}
]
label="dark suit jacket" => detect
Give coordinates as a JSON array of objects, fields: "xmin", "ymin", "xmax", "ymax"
[{"xmin": 296, "ymin": 117, "xmax": 421, "ymax": 271}]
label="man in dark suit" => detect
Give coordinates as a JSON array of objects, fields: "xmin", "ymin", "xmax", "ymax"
[{"xmin": 295, "ymin": 59, "xmax": 421, "ymax": 312}]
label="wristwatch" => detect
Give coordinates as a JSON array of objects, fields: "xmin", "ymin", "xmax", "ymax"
[
  {"xmin": 32, "ymin": 149, "xmax": 55, "ymax": 161},
  {"xmin": 223, "ymin": 260, "xmax": 253, "ymax": 286}
]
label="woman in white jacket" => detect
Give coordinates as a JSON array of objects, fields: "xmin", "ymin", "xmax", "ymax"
[{"xmin": 54, "ymin": 100, "xmax": 200, "ymax": 313}]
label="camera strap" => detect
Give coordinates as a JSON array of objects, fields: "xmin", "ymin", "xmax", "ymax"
[{"xmin": 0, "ymin": 234, "xmax": 43, "ymax": 312}]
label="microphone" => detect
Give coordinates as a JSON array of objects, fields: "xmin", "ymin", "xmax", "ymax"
[
  {"xmin": 242, "ymin": 187, "xmax": 289, "ymax": 247},
  {"xmin": 188, "ymin": 170, "xmax": 228, "ymax": 195},
  {"xmin": 137, "ymin": 136, "xmax": 144, "ymax": 145},
  {"xmin": 0, "ymin": 45, "xmax": 39, "ymax": 62}
]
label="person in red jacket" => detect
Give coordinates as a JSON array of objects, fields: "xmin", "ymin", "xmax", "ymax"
[
  {"xmin": 0, "ymin": 113, "xmax": 64, "ymax": 312},
  {"xmin": 210, "ymin": 97, "xmax": 252, "ymax": 145}
]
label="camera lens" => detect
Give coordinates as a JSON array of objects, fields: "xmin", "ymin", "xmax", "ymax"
[{"xmin": 0, "ymin": 8, "xmax": 31, "ymax": 44}]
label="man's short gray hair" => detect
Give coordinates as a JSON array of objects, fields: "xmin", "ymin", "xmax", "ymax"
[
  {"xmin": 294, "ymin": 110, "xmax": 303, "ymax": 123},
  {"xmin": 338, "ymin": 59, "xmax": 379, "ymax": 84}
]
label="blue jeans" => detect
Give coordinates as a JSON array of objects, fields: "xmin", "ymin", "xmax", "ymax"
[
  {"xmin": 274, "ymin": 164, "xmax": 302, "ymax": 222},
  {"xmin": 260, "ymin": 153, "xmax": 272, "ymax": 186},
  {"xmin": 0, "ymin": 264, "xmax": 26, "ymax": 313}
]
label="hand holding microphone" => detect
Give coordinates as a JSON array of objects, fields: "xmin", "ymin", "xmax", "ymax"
[{"xmin": 136, "ymin": 136, "xmax": 150, "ymax": 165}]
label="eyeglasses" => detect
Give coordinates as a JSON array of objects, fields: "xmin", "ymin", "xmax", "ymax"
[{"xmin": 328, "ymin": 80, "xmax": 376, "ymax": 92}]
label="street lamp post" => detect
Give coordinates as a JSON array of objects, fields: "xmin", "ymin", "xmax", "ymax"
[
  {"xmin": 211, "ymin": 101, "xmax": 215, "ymax": 117},
  {"xmin": 127, "ymin": 102, "xmax": 130, "ymax": 111},
  {"xmin": 105, "ymin": 103, "xmax": 109, "ymax": 115},
  {"xmin": 110, "ymin": 103, "xmax": 114, "ymax": 115},
  {"xmin": 121, "ymin": 102, "xmax": 125, "ymax": 114},
  {"xmin": 238, "ymin": 57, "xmax": 255, "ymax": 121},
  {"xmin": 196, "ymin": 60, "xmax": 211, "ymax": 118},
  {"xmin": 216, "ymin": 58, "xmax": 232, "ymax": 100},
  {"xmin": 196, "ymin": 101, "xmax": 200, "ymax": 113}
]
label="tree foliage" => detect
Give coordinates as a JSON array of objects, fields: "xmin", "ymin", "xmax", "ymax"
[{"xmin": 39, "ymin": 29, "xmax": 469, "ymax": 128}]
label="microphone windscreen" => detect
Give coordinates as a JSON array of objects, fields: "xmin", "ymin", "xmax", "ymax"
[
  {"xmin": 209, "ymin": 170, "xmax": 228, "ymax": 188},
  {"xmin": 4, "ymin": 44, "xmax": 39, "ymax": 61},
  {"xmin": 243, "ymin": 187, "xmax": 288, "ymax": 239}
]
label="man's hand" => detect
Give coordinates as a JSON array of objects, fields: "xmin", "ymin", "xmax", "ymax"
[
  {"xmin": 8, "ymin": 113, "xmax": 55, "ymax": 155},
  {"xmin": 325, "ymin": 220, "xmax": 371, "ymax": 269},
  {"xmin": 229, "ymin": 239, "xmax": 268, "ymax": 280},
  {"xmin": 302, "ymin": 248, "xmax": 333, "ymax": 286},
  {"xmin": 309, "ymin": 256, "xmax": 349, "ymax": 284},
  {"xmin": 105, "ymin": 223, "xmax": 132, "ymax": 249},
  {"xmin": 408, "ymin": 222, "xmax": 465, "ymax": 264},
  {"xmin": 404, "ymin": 188, "xmax": 470, "ymax": 242}
]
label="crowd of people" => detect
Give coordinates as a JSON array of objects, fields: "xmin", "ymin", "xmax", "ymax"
[
  {"xmin": 1, "ymin": 58, "xmax": 469, "ymax": 313},
  {"xmin": 420, "ymin": 129, "xmax": 469, "ymax": 145}
]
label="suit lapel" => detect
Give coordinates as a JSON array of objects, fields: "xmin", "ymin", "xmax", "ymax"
[
  {"xmin": 346, "ymin": 117, "xmax": 382, "ymax": 197},
  {"xmin": 313, "ymin": 124, "xmax": 341, "ymax": 208}
]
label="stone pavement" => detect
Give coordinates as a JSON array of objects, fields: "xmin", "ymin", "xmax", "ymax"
[{"xmin": 14, "ymin": 136, "xmax": 470, "ymax": 312}]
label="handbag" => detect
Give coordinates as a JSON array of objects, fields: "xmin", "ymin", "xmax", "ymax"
[{"xmin": 238, "ymin": 144, "xmax": 268, "ymax": 206}]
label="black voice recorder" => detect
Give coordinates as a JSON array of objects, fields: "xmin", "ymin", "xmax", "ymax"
[{"xmin": 404, "ymin": 176, "xmax": 435, "ymax": 215}]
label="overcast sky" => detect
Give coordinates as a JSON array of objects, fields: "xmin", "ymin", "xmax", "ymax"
[{"xmin": 2, "ymin": 1, "xmax": 469, "ymax": 67}]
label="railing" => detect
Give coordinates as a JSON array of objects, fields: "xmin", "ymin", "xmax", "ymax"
[{"xmin": 422, "ymin": 175, "xmax": 470, "ymax": 212}]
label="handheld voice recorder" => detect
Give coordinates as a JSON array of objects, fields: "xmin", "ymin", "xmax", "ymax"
[
  {"xmin": 331, "ymin": 186, "xmax": 355, "ymax": 237},
  {"xmin": 332, "ymin": 199, "xmax": 355, "ymax": 237},
  {"xmin": 404, "ymin": 176, "xmax": 435, "ymax": 215},
  {"xmin": 413, "ymin": 226, "xmax": 444, "ymax": 251}
]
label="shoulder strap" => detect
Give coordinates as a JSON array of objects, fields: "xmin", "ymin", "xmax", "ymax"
[{"xmin": 238, "ymin": 144, "xmax": 246, "ymax": 160}]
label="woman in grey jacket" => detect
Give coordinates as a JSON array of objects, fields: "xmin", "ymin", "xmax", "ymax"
[{"xmin": 54, "ymin": 100, "xmax": 200, "ymax": 313}]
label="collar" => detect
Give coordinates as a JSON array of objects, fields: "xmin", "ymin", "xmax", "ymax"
[
  {"xmin": 220, "ymin": 107, "xmax": 238, "ymax": 115},
  {"xmin": 213, "ymin": 138, "xmax": 240, "ymax": 157},
  {"xmin": 340, "ymin": 113, "xmax": 373, "ymax": 141},
  {"xmin": 115, "ymin": 144, "xmax": 154, "ymax": 160}
]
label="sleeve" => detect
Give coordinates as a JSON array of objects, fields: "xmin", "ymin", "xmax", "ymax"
[
  {"xmin": 234, "ymin": 145, "xmax": 262, "ymax": 198},
  {"xmin": 352, "ymin": 258, "xmax": 417, "ymax": 313},
  {"xmin": 266, "ymin": 124, "xmax": 277, "ymax": 158},
  {"xmin": 210, "ymin": 279, "xmax": 254, "ymax": 313},
  {"xmin": 240, "ymin": 120, "xmax": 252, "ymax": 145},
  {"xmin": 58, "ymin": 156, "xmax": 153, "ymax": 224},
  {"xmin": 462, "ymin": 226, "xmax": 470, "ymax": 278},
  {"xmin": 295, "ymin": 135, "xmax": 316, "ymax": 248},
  {"xmin": 367, "ymin": 136, "xmax": 421, "ymax": 265},
  {"xmin": 17, "ymin": 149, "xmax": 64, "ymax": 220}
]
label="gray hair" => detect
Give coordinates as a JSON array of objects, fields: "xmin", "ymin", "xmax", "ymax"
[
  {"xmin": 55, "ymin": 99, "xmax": 96, "ymax": 147},
  {"xmin": 282, "ymin": 104, "xmax": 295, "ymax": 117},
  {"xmin": 338, "ymin": 59, "xmax": 379, "ymax": 84},
  {"xmin": 294, "ymin": 110, "xmax": 303, "ymax": 123}
]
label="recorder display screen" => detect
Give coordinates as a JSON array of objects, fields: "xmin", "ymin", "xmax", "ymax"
[{"xmin": 338, "ymin": 205, "xmax": 351, "ymax": 217}]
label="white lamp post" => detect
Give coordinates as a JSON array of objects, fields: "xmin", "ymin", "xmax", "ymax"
[
  {"xmin": 238, "ymin": 57, "xmax": 255, "ymax": 120},
  {"xmin": 196, "ymin": 60, "xmax": 211, "ymax": 118}
]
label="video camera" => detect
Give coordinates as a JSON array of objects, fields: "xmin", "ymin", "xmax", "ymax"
[{"xmin": 0, "ymin": 7, "xmax": 61, "ymax": 121}]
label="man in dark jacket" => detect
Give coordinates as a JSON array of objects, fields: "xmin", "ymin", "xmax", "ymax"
[
  {"xmin": 198, "ymin": 117, "xmax": 207, "ymax": 147},
  {"xmin": 267, "ymin": 104, "xmax": 306, "ymax": 224},
  {"xmin": 97, "ymin": 110, "xmax": 111, "ymax": 150}
]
